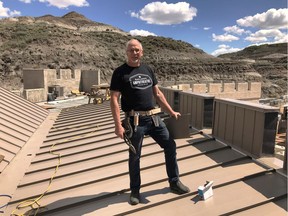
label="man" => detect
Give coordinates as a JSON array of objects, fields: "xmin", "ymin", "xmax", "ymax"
[{"xmin": 110, "ymin": 39, "xmax": 190, "ymax": 205}]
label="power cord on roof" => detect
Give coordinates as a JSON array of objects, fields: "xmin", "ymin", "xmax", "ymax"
[
  {"xmin": 10, "ymin": 122, "xmax": 100, "ymax": 216},
  {"xmin": 0, "ymin": 194, "xmax": 12, "ymax": 213},
  {"xmin": 10, "ymin": 140, "xmax": 61, "ymax": 216}
]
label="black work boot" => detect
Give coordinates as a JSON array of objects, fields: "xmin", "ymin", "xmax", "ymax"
[
  {"xmin": 170, "ymin": 180, "xmax": 190, "ymax": 194},
  {"xmin": 130, "ymin": 190, "xmax": 140, "ymax": 205}
]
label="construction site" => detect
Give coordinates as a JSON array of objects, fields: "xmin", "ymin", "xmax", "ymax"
[{"xmin": 0, "ymin": 68, "xmax": 287, "ymax": 215}]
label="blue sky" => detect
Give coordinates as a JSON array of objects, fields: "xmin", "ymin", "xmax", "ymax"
[{"xmin": 0, "ymin": 0, "xmax": 287, "ymax": 56}]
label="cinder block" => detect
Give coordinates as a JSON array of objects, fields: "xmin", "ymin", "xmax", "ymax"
[
  {"xmin": 208, "ymin": 83, "xmax": 222, "ymax": 93},
  {"xmin": 249, "ymin": 82, "xmax": 261, "ymax": 92},
  {"xmin": 236, "ymin": 83, "xmax": 248, "ymax": 92},
  {"xmin": 223, "ymin": 83, "xmax": 236, "ymax": 92},
  {"xmin": 178, "ymin": 84, "xmax": 190, "ymax": 91},
  {"xmin": 192, "ymin": 84, "xmax": 207, "ymax": 93}
]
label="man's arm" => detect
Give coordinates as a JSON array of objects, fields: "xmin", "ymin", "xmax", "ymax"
[
  {"xmin": 152, "ymin": 85, "xmax": 180, "ymax": 119},
  {"xmin": 110, "ymin": 90, "xmax": 125, "ymax": 139}
]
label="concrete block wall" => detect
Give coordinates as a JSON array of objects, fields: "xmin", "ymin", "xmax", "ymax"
[
  {"xmin": 208, "ymin": 83, "xmax": 222, "ymax": 93},
  {"xmin": 236, "ymin": 82, "xmax": 248, "ymax": 92},
  {"xmin": 23, "ymin": 69, "xmax": 45, "ymax": 89},
  {"xmin": 81, "ymin": 70, "xmax": 100, "ymax": 93},
  {"xmin": 223, "ymin": 83, "xmax": 236, "ymax": 92},
  {"xmin": 23, "ymin": 88, "xmax": 46, "ymax": 103},
  {"xmin": 23, "ymin": 68, "xmax": 85, "ymax": 102},
  {"xmin": 21, "ymin": 68, "xmax": 261, "ymax": 103},
  {"xmin": 161, "ymin": 81, "xmax": 262, "ymax": 101},
  {"xmin": 192, "ymin": 84, "xmax": 207, "ymax": 93},
  {"xmin": 178, "ymin": 84, "xmax": 190, "ymax": 91},
  {"xmin": 44, "ymin": 69, "xmax": 81, "ymax": 96}
]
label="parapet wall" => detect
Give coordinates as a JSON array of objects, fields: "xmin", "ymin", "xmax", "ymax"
[
  {"xmin": 43, "ymin": 69, "xmax": 81, "ymax": 97},
  {"xmin": 21, "ymin": 68, "xmax": 261, "ymax": 103},
  {"xmin": 22, "ymin": 68, "xmax": 100, "ymax": 102},
  {"xmin": 161, "ymin": 82, "xmax": 261, "ymax": 101}
]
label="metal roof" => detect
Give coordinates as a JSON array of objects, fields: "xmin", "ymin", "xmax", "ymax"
[
  {"xmin": 0, "ymin": 89, "xmax": 287, "ymax": 216},
  {"xmin": 0, "ymin": 87, "xmax": 49, "ymax": 172}
]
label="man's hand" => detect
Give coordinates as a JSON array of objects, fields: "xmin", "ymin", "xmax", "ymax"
[
  {"xmin": 170, "ymin": 111, "xmax": 181, "ymax": 120},
  {"xmin": 115, "ymin": 125, "xmax": 125, "ymax": 139}
]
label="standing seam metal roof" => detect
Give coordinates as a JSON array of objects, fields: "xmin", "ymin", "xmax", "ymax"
[
  {"xmin": 0, "ymin": 87, "xmax": 49, "ymax": 172},
  {"xmin": 0, "ymin": 89, "xmax": 287, "ymax": 216}
]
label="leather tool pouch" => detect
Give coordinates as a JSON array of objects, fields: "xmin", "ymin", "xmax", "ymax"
[
  {"xmin": 122, "ymin": 117, "xmax": 133, "ymax": 138},
  {"xmin": 151, "ymin": 115, "xmax": 160, "ymax": 127}
]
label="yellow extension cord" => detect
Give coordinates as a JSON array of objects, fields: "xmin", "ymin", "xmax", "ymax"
[
  {"xmin": 11, "ymin": 141, "xmax": 61, "ymax": 216},
  {"xmin": 10, "ymin": 115, "xmax": 99, "ymax": 216}
]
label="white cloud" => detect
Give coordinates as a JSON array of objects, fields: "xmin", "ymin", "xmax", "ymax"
[
  {"xmin": 0, "ymin": 1, "xmax": 9, "ymax": 17},
  {"xmin": 274, "ymin": 33, "xmax": 288, "ymax": 43},
  {"xmin": 130, "ymin": 2, "xmax": 197, "ymax": 25},
  {"xmin": 237, "ymin": 8, "xmax": 288, "ymax": 29},
  {"xmin": 245, "ymin": 29, "xmax": 285, "ymax": 43},
  {"xmin": 248, "ymin": 36, "xmax": 288, "ymax": 48},
  {"xmin": 212, "ymin": 33, "xmax": 239, "ymax": 42},
  {"xmin": 245, "ymin": 35, "xmax": 268, "ymax": 43},
  {"xmin": 129, "ymin": 29, "xmax": 157, "ymax": 37},
  {"xmin": 223, "ymin": 25, "xmax": 248, "ymax": 35},
  {"xmin": 10, "ymin": 10, "xmax": 21, "ymax": 16},
  {"xmin": 0, "ymin": 1, "xmax": 21, "ymax": 17},
  {"xmin": 211, "ymin": 44, "xmax": 242, "ymax": 56},
  {"xmin": 204, "ymin": 27, "xmax": 211, "ymax": 31},
  {"xmin": 19, "ymin": 0, "xmax": 32, "ymax": 3},
  {"xmin": 38, "ymin": 0, "xmax": 89, "ymax": 9}
]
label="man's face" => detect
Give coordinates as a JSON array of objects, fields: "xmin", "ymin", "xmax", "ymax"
[{"xmin": 126, "ymin": 42, "xmax": 143, "ymax": 65}]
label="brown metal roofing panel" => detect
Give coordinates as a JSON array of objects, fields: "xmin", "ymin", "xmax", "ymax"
[
  {"xmin": 232, "ymin": 199, "xmax": 287, "ymax": 216},
  {"xmin": 6, "ymin": 151, "xmax": 263, "ymax": 213},
  {"xmin": 111, "ymin": 174, "xmax": 287, "ymax": 216},
  {"xmin": 18, "ymin": 139, "xmax": 225, "ymax": 189},
  {"xmin": 0, "ymin": 87, "xmax": 49, "ymax": 173},
  {"xmin": 252, "ymin": 111, "xmax": 266, "ymax": 156},
  {"xmin": 1, "ymin": 88, "xmax": 47, "ymax": 117},
  {"xmin": 1, "ymin": 125, "xmax": 29, "ymax": 143},
  {"xmin": 1, "ymin": 102, "xmax": 287, "ymax": 216},
  {"xmin": 213, "ymin": 98, "xmax": 279, "ymax": 158},
  {"xmin": 242, "ymin": 109, "xmax": 256, "ymax": 153},
  {"xmin": 0, "ymin": 113, "xmax": 35, "ymax": 134},
  {"xmin": 233, "ymin": 106, "xmax": 245, "ymax": 147},
  {"xmin": 9, "ymin": 160, "xmax": 283, "ymax": 216},
  {"xmin": 0, "ymin": 105, "xmax": 44, "ymax": 128},
  {"xmin": 0, "ymin": 143, "xmax": 18, "ymax": 162},
  {"xmin": 0, "ymin": 137, "xmax": 23, "ymax": 151}
]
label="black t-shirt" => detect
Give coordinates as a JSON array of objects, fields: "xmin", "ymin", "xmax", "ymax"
[{"xmin": 110, "ymin": 63, "xmax": 158, "ymax": 112}]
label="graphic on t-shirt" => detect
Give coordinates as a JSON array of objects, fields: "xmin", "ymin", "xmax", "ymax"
[{"xmin": 129, "ymin": 74, "xmax": 153, "ymax": 89}]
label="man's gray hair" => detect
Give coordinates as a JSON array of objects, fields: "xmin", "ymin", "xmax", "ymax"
[{"xmin": 126, "ymin": 39, "xmax": 143, "ymax": 51}]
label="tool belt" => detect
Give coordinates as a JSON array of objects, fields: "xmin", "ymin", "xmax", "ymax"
[
  {"xmin": 126, "ymin": 108, "xmax": 162, "ymax": 117},
  {"xmin": 122, "ymin": 108, "xmax": 162, "ymax": 155}
]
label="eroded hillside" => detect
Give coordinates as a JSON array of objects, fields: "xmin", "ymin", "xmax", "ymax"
[{"xmin": 0, "ymin": 12, "xmax": 286, "ymax": 98}]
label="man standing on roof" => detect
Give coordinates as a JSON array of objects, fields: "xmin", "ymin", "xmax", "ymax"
[{"xmin": 110, "ymin": 38, "xmax": 190, "ymax": 205}]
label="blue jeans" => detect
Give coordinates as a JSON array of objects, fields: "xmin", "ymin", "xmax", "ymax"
[{"xmin": 128, "ymin": 115, "xmax": 179, "ymax": 191}]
